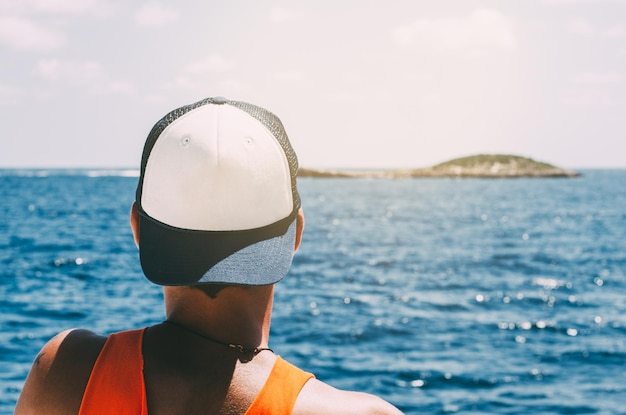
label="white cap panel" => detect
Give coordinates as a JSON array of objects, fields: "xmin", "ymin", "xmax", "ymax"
[{"xmin": 141, "ymin": 104, "xmax": 293, "ymax": 231}]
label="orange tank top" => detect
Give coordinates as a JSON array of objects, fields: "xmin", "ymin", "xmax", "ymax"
[{"xmin": 78, "ymin": 329, "xmax": 313, "ymax": 415}]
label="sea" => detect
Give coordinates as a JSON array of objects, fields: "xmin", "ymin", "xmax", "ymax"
[{"xmin": 1, "ymin": 169, "xmax": 625, "ymax": 414}]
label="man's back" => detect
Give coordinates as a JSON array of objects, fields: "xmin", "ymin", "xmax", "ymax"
[{"xmin": 16, "ymin": 325, "xmax": 403, "ymax": 414}]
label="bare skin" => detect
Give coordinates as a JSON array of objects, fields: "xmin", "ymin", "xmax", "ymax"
[{"xmin": 14, "ymin": 206, "xmax": 404, "ymax": 415}]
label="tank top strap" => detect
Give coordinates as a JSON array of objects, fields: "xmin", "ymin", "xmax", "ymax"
[
  {"xmin": 245, "ymin": 356, "xmax": 314, "ymax": 415},
  {"xmin": 78, "ymin": 329, "xmax": 148, "ymax": 415}
]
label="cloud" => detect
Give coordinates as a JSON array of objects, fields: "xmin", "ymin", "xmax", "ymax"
[
  {"xmin": 162, "ymin": 54, "xmax": 238, "ymax": 95},
  {"xmin": 35, "ymin": 59, "xmax": 103, "ymax": 83},
  {"xmin": 542, "ymin": 0, "xmax": 626, "ymax": 4},
  {"xmin": 542, "ymin": 0, "xmax": 592, "ymax": 3},
  {"xmin": 392, "ymin": 9, "xmax": 516, "ymax": 54},
  {"xmin": 184, "ymin": 55, "xmax": 234, "ymax": 74},
  {"xmin": 340, "ymin": 71, "xmax": 369, "ymax": 84},
  {"xmin": 0, "ymin": 0, "xmax": 115, "ymax": 17},
  {"xmin": 568, "ymin": 18, "xmax": 626, "ymax": 38},
  {"xmin": 135, "ymin": 3, "xmax": 179, "ymax": 27},
  {"xmin": 273, "ymin": 71, "xmax": 305, "ymax": 82},
  {"xmin": 167, "ymin": 75, "xmax": 247, "ymax": 94},
  {"xmin": 0, "ymin": 16, "xmax": 64, "ymax": 51},
  {"xmin": 569, "ymin": 72, "xmax": 623, "ymax": 84},
  {"xmin": 563, "ymin": 88, "xmax": 618, "ymax": 108},
  {"xmin": 217, "ymin": 79, "xmax": 247, "ymax": 92},
  {"xmin": 0, "ymin": 0, "xmax": 116, "ymax": 52},
  {"xmin": 33, "ymin": 59, "xmax": 135, "ymax": 95},
  {"xmin": 269, "ymin": 6, "xmax": 301, "ymax": 23},
  {"xmin": 325, "ymin": 91, "xmax": 365, "ymax": 103},
  {"xmin": 567, "ymin": 18, "xmax": 595, "ymax": 36},
  {"xmin": 0, "ymin": 83, "xmax": 23, "ymax": 106}
]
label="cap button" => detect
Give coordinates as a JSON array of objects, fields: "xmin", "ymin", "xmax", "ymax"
[{"xmin": 212, "ymin": 96, "xmax": 228, "ymax": 104}]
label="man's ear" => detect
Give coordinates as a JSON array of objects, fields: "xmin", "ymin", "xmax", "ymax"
[
  {"xmin": 294, "ymin": 208, "xmax": 304, "ymax": 252},
  {"xmin": 130, "ymin": 202, "xmax": 140, "ymax": 248}
]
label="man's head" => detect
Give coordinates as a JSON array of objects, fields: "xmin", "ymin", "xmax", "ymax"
[{"xmin": 132, "ymin": 97, "xmax": 301, "ymax": 287}]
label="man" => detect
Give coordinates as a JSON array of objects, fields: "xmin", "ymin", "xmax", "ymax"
[{"xmin": 15, "ymin": 97, "xmax": 404, "ymax": 414}]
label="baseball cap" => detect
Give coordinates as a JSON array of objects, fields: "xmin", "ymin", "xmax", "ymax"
[{"xmin": 135, "ymin": 96, "xmax": 301, "ymax": 286}]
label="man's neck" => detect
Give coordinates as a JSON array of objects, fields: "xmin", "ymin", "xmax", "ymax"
[{"xmin": 163, "ymin": 285, "xmax": 274, "ymax": 349}]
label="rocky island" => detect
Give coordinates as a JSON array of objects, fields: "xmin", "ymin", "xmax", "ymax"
[{"xmin": 298, "ymin": 154, "xmax": 580, "ymax": 179}]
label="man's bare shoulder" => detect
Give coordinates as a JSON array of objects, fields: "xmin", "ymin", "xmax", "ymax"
[
  {"xmin": 14, "ymin": 328, "xmax": 107, "ymax": 415},
  {"xmin": 294, "ymin": 377, "xmax": 404, "ymax": 415}
]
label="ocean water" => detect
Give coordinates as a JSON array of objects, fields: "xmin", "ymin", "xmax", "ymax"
[{"xmin": 1, "ymin": 169, "xmax": 625, "ymax": 414}]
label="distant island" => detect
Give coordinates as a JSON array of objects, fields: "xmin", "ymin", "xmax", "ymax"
[{"xmin": 298, "ymin": 154, "xmax": 580, "ymax": 178}]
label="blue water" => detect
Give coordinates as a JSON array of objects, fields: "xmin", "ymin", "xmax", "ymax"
[{"xmin": 1, "ymin": 169, "xmax": 625, "ymax": 414}]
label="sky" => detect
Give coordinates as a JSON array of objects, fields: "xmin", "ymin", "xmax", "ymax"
[{"xmin": 1, "ymin": 0, "xmax": 625, "ymax": 170}]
